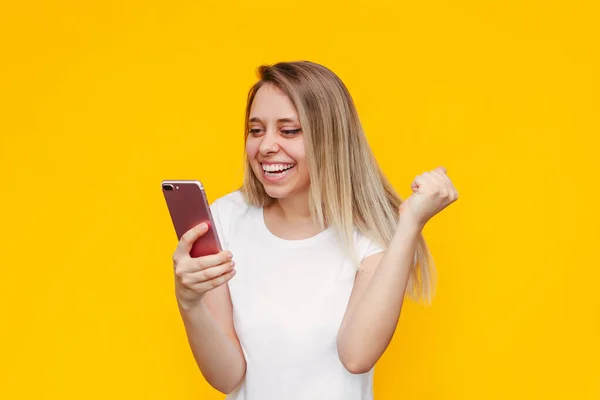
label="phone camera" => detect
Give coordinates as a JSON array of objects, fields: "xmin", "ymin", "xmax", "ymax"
[{"xmin": 163, "ymin": 184, "xmax": 174, "ymax": 191}]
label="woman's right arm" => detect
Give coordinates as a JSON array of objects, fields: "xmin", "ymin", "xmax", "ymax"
[{"xmin": 173, "ymin": 223, "xmax": 246, "ymax": 394}]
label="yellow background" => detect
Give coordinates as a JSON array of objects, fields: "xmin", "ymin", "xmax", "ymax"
[{"xmin": 1, "ymin": 1, "xmax": 598, "ymax": 399}]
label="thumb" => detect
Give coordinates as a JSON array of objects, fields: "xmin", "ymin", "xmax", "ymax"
[
  {"xmin": 433, "ymin": 166, "xmax": 447, "ymax": 174},
  {"xmin": 177, "ymin": 222, "xmax": 209, "ymax": 255}
]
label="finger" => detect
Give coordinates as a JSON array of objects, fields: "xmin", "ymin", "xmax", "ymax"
[
  {"xmin": 185, "ymin": 261, "xmax": 236, "ymax": 285},
  {"xmin": 416, "ymin": 172, "xmax": 440, "ymax": 191},
  {"xmin": 430, "ymin": 169, "xmax": 458, "ymax": 198},
  {"xmin": 411, "ymin": 173, "xmax": 429, "ymax": 192},
  {"xmin": 433, "ymin": 166, "xmax": 447, "ymax": 175},
  {"xmin": 175, "ymin": 223, "xmax": 209, "ymax": 257},
  {"xmin": 430, "ymin": 166, "xmax": 452, "ymax": 183},
  {"xmin": 424, "ymin": 172, "xmax": 455, "ymax": 199},
  {"xmin": 190, "ymin": 250, "xmax": 234, "ymax": 271},
  {"xmin": 424, "ymin": 171, "xmax": 447, "ymax": 188},
  {"xmin": 191, "ymin": 268, "xmax": 237, "ymax": 292}
]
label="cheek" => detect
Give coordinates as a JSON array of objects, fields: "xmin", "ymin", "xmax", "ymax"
[
  {"xmin": 287, "ymin": 139, "xmax": 306, "ymax": 163},
  {"xmin": 245, "ymin": 138, "xmax": 259, "ymax": 159},
  {"xmin": 299, "ymin": 163, "xmax": 310, "ymax": 183},
  {"xmin": 288, "ymin": 141, "xmax": 309, "ymax": 182}
]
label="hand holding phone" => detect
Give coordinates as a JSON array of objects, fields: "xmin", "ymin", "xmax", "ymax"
[
  {"xmin": 171, "ymin": 224, "xmax": 236, "ymax": 309},
  {"xmin": 162, "ymin": 180, "xmax": 236, "ymax": 308}
]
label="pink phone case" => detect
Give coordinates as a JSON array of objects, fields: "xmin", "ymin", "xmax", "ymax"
[{"xmin": 161, "ymin": 180, "xmax": 222, "ymax": 257}]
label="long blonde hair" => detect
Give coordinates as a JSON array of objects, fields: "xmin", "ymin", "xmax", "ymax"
[{"xmin": 241, "ymin": 61, "xmax": 436, "ymax": 303}]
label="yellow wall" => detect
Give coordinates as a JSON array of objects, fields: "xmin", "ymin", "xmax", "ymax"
[{"xmin": 1, "ymin": 1, "xmax": 598, "ymax": 399}]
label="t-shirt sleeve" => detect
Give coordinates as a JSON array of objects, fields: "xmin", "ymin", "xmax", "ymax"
[
  {"xmin": 363, "ymin": 240, "xmax": 385, "ymax": 259},
  {"xmin": 355, "ymin": 231, "xmax": 385, "ymax": 262},
  {"xmin": 355, "ymin": 231, "xmax": 418, "ymax": 265}
]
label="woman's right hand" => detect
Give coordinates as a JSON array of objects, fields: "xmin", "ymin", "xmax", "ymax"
[{"xmin": 172, "ymin": 223, "xmax": 236, "ymax": 310}]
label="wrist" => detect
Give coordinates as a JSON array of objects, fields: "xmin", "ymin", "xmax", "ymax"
[
  {"xmin": 397, "ymin": 214, "xmax": 425, "ymax": 233},
  {"xmin": 176, "ymin": 292, "xmax": 205, "ymax": 312}
]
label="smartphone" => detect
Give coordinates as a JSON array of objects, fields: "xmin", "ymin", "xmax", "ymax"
[{"xmin": 161, "ymin": 180, "xmax": 222, "ymax": 258}]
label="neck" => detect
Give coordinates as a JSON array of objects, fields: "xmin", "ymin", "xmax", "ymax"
[{"xmin": 273, "ymin": 191, "xmax": 312, "ymax": 222}]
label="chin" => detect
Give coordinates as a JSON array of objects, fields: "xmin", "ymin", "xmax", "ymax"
[{"xmin": 262, "ymin": 183, "xmax": 294, "ymax": 199}]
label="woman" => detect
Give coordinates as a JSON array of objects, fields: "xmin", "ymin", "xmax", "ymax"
[{"xmin": 171, "ymin": 61, "xmax": 458, "ymax": 399}]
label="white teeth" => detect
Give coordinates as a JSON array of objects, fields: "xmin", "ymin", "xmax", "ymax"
[{"xmin": 262, "ymin": 163, "xmax": 295, "ymax": 172}]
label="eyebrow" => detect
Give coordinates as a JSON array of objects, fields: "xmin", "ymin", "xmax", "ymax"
[{"xmin": 249, "ymin": 117, "xmax": 298, "ymax": 123}]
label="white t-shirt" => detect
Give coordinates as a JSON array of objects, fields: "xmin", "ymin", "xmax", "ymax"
[{"xmin": 210, "ymin": 191, "xmax": 385, "ymax": 400}]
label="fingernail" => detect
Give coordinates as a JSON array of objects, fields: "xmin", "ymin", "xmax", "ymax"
[
  {"xmin": 230, "ymin": 260, "xmax": 236, "ymax": 267},
  {"xmin": 199, "ymin": 223, "xmax": 208, "ymax": 230},
  {"xmin": 227, "ymin": 252, "xmax": 233, "ymax": 259}
]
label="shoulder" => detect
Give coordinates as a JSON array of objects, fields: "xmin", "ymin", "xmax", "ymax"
[
  {"xmin": 210, "ymin": 190, "xmax": 247, "ymax": 212},
  {"xmin": 353, "ymin": 229, "xmax": 386, "ymax": 261},
  {"xmin": 210, "ymin": 190, "xmax": 252, "ymax": 249},
  {"xmin": 210, "ymin": 190, "xmax": 252, "ymax": 225}
]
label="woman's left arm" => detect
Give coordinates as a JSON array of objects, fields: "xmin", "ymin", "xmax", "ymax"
[{"xmin": 337, "ymin": 166, "xmax": 458, "ymax": 374}]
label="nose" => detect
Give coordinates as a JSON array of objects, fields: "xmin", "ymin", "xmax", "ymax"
[{"xmin": 258, "ymin": 129, "xmax": 279, "ymax": 155}]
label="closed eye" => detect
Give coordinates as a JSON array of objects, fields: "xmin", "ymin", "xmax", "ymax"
[{"xmin": 281, "ymin": 129, "xmax": 302, "ymax": 136}]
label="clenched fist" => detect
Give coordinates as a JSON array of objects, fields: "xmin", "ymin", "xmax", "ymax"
[{"xmin": 398, "ymin": 166, "xmax": 459, "ymax": 229}]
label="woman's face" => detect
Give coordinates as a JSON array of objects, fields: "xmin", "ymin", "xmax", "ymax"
[{"xmin": 246, "ymin": 83, "xmax": 310, "ymax": 200}]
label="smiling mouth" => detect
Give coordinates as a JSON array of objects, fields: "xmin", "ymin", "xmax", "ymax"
[
  {"xmin": 261, "ymin": 163, "xmax": 296, "ymax": 179},
  {"xmin": 262, "ymin": 163, "xmax": 295, "ymax": 172}
]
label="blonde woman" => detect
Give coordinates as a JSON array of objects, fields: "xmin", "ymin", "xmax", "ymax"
[{"xmin": 171, "ymin": 61, "xmax": 458, "ymax": 399}]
